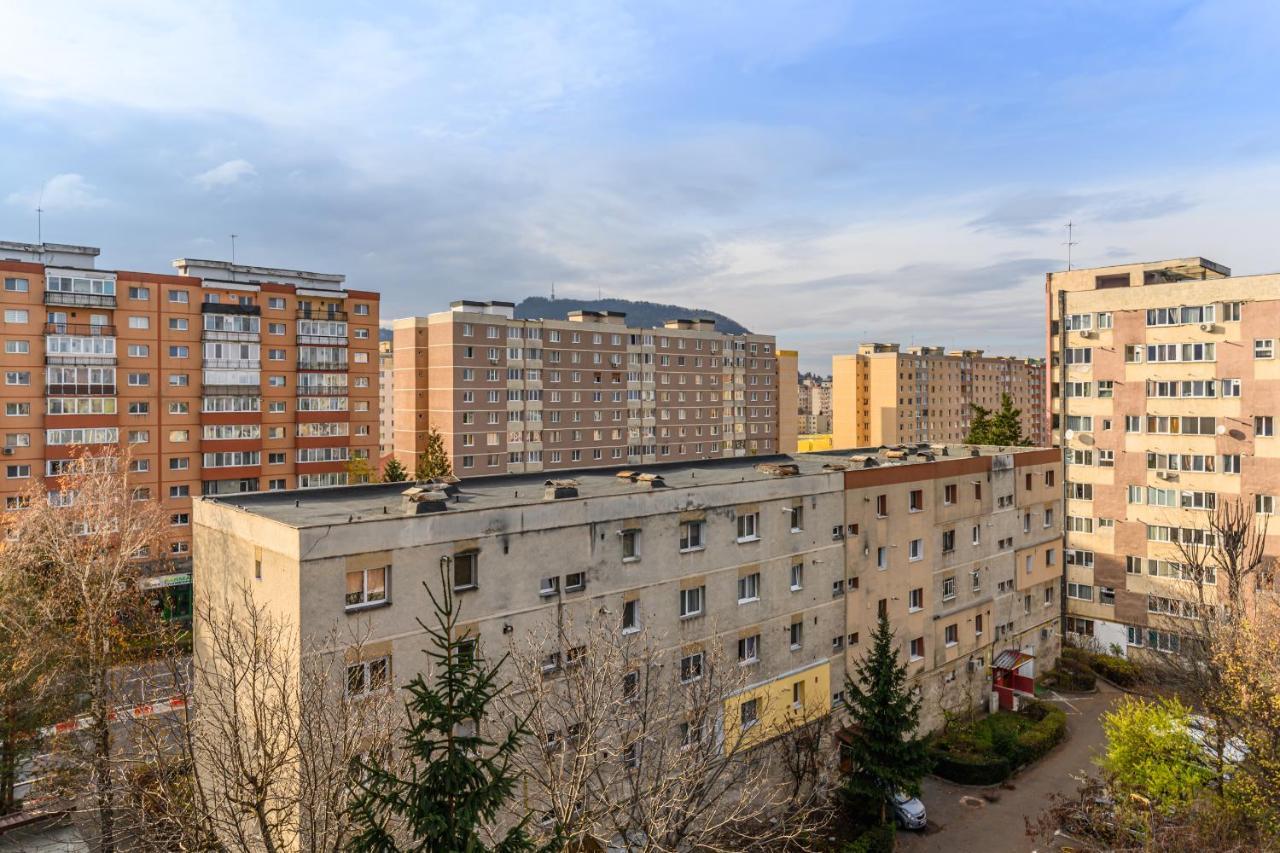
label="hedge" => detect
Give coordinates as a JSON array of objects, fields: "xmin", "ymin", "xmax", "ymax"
[
  {"xmin": 1012, "ymin": 700, "xmax": 1067, "ymax": 765},
  {"xmin": 1045, "ymin": 665, "xmax": 1096, "ymax": 692},
  {"xmin": 843, "ymin": 822, "xmax": 896, "ymax": 853},
  {"xmin": 1088, "ymin": 653, "xmax": 1141, "ymax": 687},
  {"xmin": 930, "ymin": 750, "xmax": 1012, "ymax": 785}
]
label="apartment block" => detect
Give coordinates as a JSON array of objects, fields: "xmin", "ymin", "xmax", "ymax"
[
  {"xmin": 192, "ymin": 444, "xmax": 1060, "ymax": 762},
  {"xmin": 1048, "ymin": 256, "xmax": 1280, "ymax": 655},
  {"xmin": 0, "ymin": 240, "xmax": 379, "ymax": 608},
  {"xmin": 800, "ymin": 376, "xmax": 832, "ymax": 435},
  {"xmin": 832, "ymin": 343, "xmax": 1047, "ymax": 449},
  {"xmin": 391, "ymin": 301, "xmax": 783, "ymax": 477}
]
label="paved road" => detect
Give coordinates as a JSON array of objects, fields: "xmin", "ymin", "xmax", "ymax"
[{"xmin": 896, "ymin": 682, "xmax": 1125, "ymax": 853}]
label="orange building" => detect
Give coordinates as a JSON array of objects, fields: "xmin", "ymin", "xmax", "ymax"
[{"xmin": 0, "ymin": 240, "xmax": 379, "ymax": 609}]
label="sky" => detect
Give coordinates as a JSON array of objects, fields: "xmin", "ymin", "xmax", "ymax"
[{"xmin": 2, "ymin": 1, "xmax": 1280, "ymax": 372}]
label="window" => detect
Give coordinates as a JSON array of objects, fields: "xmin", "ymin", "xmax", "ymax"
[
  {"xmin": 1067, "ymin": 582, "xmax": 1093, "ymax": 601},
  {"xmin": 1099, "ymin": 587, "xmax": 1115, "ymax": 606},
  {"xmin": 944, "ymin": 624, "xmax": 958, "ymax": 646},
  {"xmin": 943, "ymin": 483, "xmax": 957, "ymax": 504},
  {"xmin": 1223, "ymin": 454, "xmax": 1242, "ymax": 474},
  {"xmin": 737, "ymin": 572, "xmax": 760, "ymax": 603},
  {"xmin": 738, "ymin": 634, "xmax": 760, "ymax": 664},
  {"xmin": 3, "ymin": 277, "xmax": 29, "ymax": 292},
  {"xmin": 5, "ymin": 372, "xmax": 30, "ymax": 386},
  {"xmin": 909, "ymin": 489, "xmax": 923, "ymax": 512},
  {"xmin": 680, "ymin": 651, "xmax": 704, "ymax": 683},
  {"xmin": 909, "ymin": 637, "xmax": 924, "ymax": 661},
  {"xmin": 346, "ymin": 656, "xmax": 390, "ymax": 696},
  {"xmin": 1256, "ymin": 339, "xmax": 1275, "ymax": 359},
  {"xmin": 565, "ymin": 572, "xmax": 586, "ymax": 592},
  {"xmin": 5, "ymin": 402, "xmax": 30, "ymax": 415},
  {"xmin": 452, "ymin": 552, "xmax": 478, "ymax": 591},
  {"xmin": 740, "ymin": 697, "xmax": 759, "ymax": 729},
  {"xmin": 942, "ymin": 529, "xmax": 955, "ymax": 552},
  {"xmin": 942, "ymin": 576, "xmax": 956, "ymax": 600},
  {"xmin": 4, "ymin": 340, "xmax": 28, "ymax": 355},
  {"xmin": 876, "ymin": 546, "xmax": 887, "ymax": 569},
  {"xmin": 621, "ymin": 598, "xmax": 638, "ymax": 631},
  {"xmin": 3, "ymin": 310, "xmax": 29, "ymax": 324},
  {"xmin": 679, "ymin": 586, "xmax": 704, "ymax": 618},
  {"xmin": 168, "ymin": 318, "xmax": 188, "ymax": 331},
  {"xmin": 908, "ymin": 538, "xmax": 923, "ymax": 561},
  {"xmin": 621, "ymin": 529, "xmax": 640, "ymax": 561},
  {"xmin": 6, "ymin": 464, "xmax": 31, "ymax": 479},
  {"xmin": 790, "ymin": 561, "xmax": 804, "ymax": 590},
  {"xmin": 736, "ymin": 511, "xmax": 759, "ymax": 541},
  {"xmin": 128, "ymin": 316, "xmax": 149, "ymax": 330},
  {"xmin": 168, "ymin": 289, "xmax": 189, "ymax": 304},
  {"xmin": 789, "ymin": 620, "xmax": 803, "ymax": 649},
  {"xmin": 908, "ymin": 588, "xmax": 923, "ymax": 611},
  {"xmin": 346, "ymin": 566, "xmax": 389, "ymax": 609},
  {"xmin": 875, "ymin": 494, "xmax": 887, "ymax": 517},
  {"xmin": 789, "ymin": 503, "xmax": 803, "ymax": 532},
  {"xmin": 1256, "ymin": 494, "xmax": 1275, "ymax": 516},
  {"xmin": 1257, "ymin": 416, "xmax": 1274, "ymax": 437}
]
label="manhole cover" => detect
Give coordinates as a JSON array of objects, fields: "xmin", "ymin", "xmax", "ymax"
[{"xmin": 960, "ymin": 795, "xmax": 986, "ymax": 809}]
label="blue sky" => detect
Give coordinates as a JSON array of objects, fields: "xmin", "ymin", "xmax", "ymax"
[{"xmin": 2, "ymin": 1, "xmax": 1279, "ymax": 371}]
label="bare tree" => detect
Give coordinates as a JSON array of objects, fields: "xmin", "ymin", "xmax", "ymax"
[
  {"xmin": 2, "ymin": 446, "xmax": 170, "ymax": 852},
  {"xmin": 500, "ymin": 611, "xmax": 826, "ymax": 852},
  {"xmin": 149, "ymin": 583, "xmax": 402, "ymax": 852}
]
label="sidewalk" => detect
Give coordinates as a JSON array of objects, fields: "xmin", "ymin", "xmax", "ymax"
[{"xmin": 896, "ymin": 682, "xmax": 1125, "ymax": 853}]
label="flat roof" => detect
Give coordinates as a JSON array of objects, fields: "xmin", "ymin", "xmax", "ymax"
[{"xmin": 202, "ymin": 444, "xmax": 1047, "ymax": 529}]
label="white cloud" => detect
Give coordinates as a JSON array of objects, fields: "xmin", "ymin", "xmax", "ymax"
[
  {"xmin": 193, "ymin": 159, "xmax": 257, "ymax": 190},
  {"xmin": 6, "ymin": 173, "xmax": 107, "ymax": 211}
]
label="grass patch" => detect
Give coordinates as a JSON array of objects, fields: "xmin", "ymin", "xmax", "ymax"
[{"xmin": 930, "ymin": 700, "xmax": 1067, "ymax": 784}]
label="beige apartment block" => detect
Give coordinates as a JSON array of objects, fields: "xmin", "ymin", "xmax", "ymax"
[
  {"xmin": 778, "ymin": 349, "xmax": 799, "ymax": 452},
  {"xmin": 391, "ymin": 301, "xmax": 783, "ymax": 477},
  {"xmin": 192, "ymin": 443, "xmax": 1061, "ymax": 803},
  {"xmin": 832, "ymin": 343, "xmax": 1047, "ymax": 450},
  {"xmin": 1047, "ymin": 256, "xmax": 1280, "ymax": 656},
  {"xmin": 0, "ymin": 240, "xmax": 379, "ymax": 610}
]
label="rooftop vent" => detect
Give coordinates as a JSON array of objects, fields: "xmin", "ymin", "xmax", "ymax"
[
  {"xmin": 401, "ymin": 486, "xmax": 450, "ymax": 514},
  {"xmin": 418, "ymin": 475, "xmax": 462, "ymax": 496},
  {"xmin": 821, "ymin": 462, "xmax": 849, "ymax": 471},
  {"xmin": 883, "ymin": 450, "xmax": 907, "ymax": 460},
  {"xmin": 849, "ymin": 455, "xmax": 880, "ymax": 468},
  {"xmin": 616, "ymin": 471, "xmax": 666, "ymax": 489},
  {"xmin": 544, "ymin": 479, "xmax": 580, "ymax": 500},
  {"xmin": 756, "ymin": 462, "xmax": 799, "ymax": 477}
]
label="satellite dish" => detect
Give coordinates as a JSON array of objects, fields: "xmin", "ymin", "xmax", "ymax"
[
  {"xmin": 1217, "ymin": 424, "xmax": 1227, "ymax": 435},
  {"xmin": 1065, "ymin": 429, "xmax": 1075, "ymax": 441}
]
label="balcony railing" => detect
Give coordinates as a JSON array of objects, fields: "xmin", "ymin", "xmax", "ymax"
[
  {"xmin": 44, "ymin": 291, "xmax": 116, "ymax": 308},
  {"xmin": 202, "ymin": 384, "xmax": 263, "ymax": 397},
  {"xmin": 296, "ymin": 308, "xmax": 347, "ymax": 321},
  {"xmin": 44, "ymin": 322, "xmax": 116, "ymax": 336},
  {"xmin": 201, "ymin": 303, "xmax": 261, "ymax": 316},
  {"xmin": 46, "ymin": 384, "xmax": 116, "ymax": 396},
  {"xmin": 297, "ymin": 359, "xmax": 348, "ymax": 371},
  {"xmin": 45, "ymin": 355, "xmax": 118, "ymax": 367},
  {"xmin": 295, "ymin": 386, "xmax": 348, "ymax": 396},
  {"xmin": 203, "ymin": 359, "xmax": 262, "ymax": 370}
]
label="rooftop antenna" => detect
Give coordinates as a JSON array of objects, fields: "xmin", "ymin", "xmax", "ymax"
[
  {"xmin": 551, "ymin": 281, "xmax": 556, "ymax": 300},
  {"xmin": 36, "ymin": 183, "xmax": 44, "ymax": 249},
  {"xmin": 1063, "ymin": 221, "xmax": 1079, "ymax": 270},
  {"xmin": 230, "ymin": 234, "xmax": 238, "ymax": 281}
]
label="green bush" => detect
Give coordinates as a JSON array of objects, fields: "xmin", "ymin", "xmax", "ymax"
[
  {"xmin": 1045, "ymin": 665, "xmax": 1096, "ymax": 692},
  {"xmin": 1012, "ymin": 700, "xmax": 1067, "ymax": 766},
  {"xmin": 930, "ymin": 749, "xmax": 1012, "ymax": 785},
  {"xmin": 843, "ymin": 822, "xmax": 897, "ymax": 853},
  {"xmin": 1061, "ymin": 646, "xmax": 1092, "ymax": 665},
  {"xmin": 1088, "ymin": 653, "xmax": 1141, "ymax": 687}
]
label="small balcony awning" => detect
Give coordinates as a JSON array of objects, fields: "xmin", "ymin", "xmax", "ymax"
[{"xmin": 991, "ymin": 649, "xmax": 1035, "ymax": 671}]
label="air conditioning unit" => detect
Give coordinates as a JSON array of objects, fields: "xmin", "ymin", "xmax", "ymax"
[
  {"xmin": 1, "ymin": 448, "xmax": 12, "ymax": 456},
  {"xmin": 1199, "ymin": 323, "xmax": 1216, "ymax": 333},
  {"xmin": 1155, "ymin": 471, "xmax": 1168, "ymax": 480},
  {"xmin": 1041, "ymin": 628, "xmax": 1050, "ymax": 641},
  {"xmin": 1079, "ymin": 330, "xmax": 1095, "ymax": 339}
]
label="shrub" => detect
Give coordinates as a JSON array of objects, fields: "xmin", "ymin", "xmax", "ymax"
[
  {"xmin": 1012, "ymin": 700, "xmax": 1067, "ymax": 766},
  {"xmin": 1061, "ymin": 646, "xmax": 1092, "ymax": 666},
  {"xmin": 843, "ymin": 822, "xmax": 897, "ymax": 853},
  {"xmin": 1089, "ymin": 653, "xmax": 1141, "ymax": 687},
  {"xmin": 1045, "ymin": 665, "xmax": 1096, "ymax": 692}
]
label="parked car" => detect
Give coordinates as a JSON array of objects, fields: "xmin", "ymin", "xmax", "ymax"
[
  {"xmin": 1187, "ymin": 714, "xmax": 1248, "ymax": 769},
  {"xmin": 892, "ymin": 791, "xmax": 927, "ymax": 830}
]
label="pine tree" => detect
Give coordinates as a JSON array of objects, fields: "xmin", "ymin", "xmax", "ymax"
[
  {"xmin": 965, "ymin": 392, "xmax": 1029, "ymax": 446},
  {"xmin": 414, "ymin": 424, "xmax": 453, "ymax": 481},
  {"xmin": 841, "ymin": 610, "xmax": 932, "ymax": 825},
  {"xmin": 348, "ymin": 558, "xmax": 542, "ymax": 852},
  {"xmin": 381, "ymin": 457, "xmax": 408, "ymax": 483}
]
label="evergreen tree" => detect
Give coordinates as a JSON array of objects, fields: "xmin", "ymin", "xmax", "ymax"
[
  {"xmin": 965, "ymin": 393, "xmax": 1029, "ymax": 446},
  {"xmin": 841, "ymin": 610, "xmax": 932, "ymax": 825},
  {"xmin": 381, "ymin": 457, "xmax": 408, "ymax": 483},
  {"xmin": 414, "ymin": 424, "xmax": 453, "ymax": 481},
  {"xmin": 348, "ymin": 558, "xmax": 541, "ymax": 852}
]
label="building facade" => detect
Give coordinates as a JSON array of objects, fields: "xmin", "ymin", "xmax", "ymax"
[
  {"xmin": 391, "ymin": 302, "xmax": 783, "ymax": 477},
  {"xmin": 832, "ymin": 343, "xmax": 1047, "ymax": 449},
  {"xmin": 378, "ymin": 339, "xmax": 393, "ymax": 462},
  {"xmin": 0, "ymin": 240, "xmax": 379, "ymax": 606},
  {"xmin": 1047, "ymin": 256, "xmax": 1280, "ymax": 655},
  {"xmin": 192, "ymin": 444, "xmax": 1061, "ymax": 753}
]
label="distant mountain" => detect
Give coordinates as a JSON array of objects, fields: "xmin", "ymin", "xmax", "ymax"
[
  {"xmin": 515, "ymin": 297, "xmax": 751, "ymax": 334},
  {"xmin": 376, "ymin": 297, "xmax": 750, "ymax": 340}
]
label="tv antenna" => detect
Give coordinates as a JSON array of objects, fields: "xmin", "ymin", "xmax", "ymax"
[
  {"xmin": 551, "ymin": 281, "xmax": 556, "ymax": 300},
  {"xmin": 36, "ymin": 183, "xmax": 45, "ymax": 247},
  {"xmin": 1063, "ymin": 221, "xmax": 1079, "ymax": 270}
]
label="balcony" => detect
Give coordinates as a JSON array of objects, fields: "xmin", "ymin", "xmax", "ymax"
[
  {"xmin": 46, "ymin": 384, "xmax": 116, "ymax": 396},
  {"xmin": 44, "ymin": 322, "xmax": 115, "ymax": 336},
  {"xmin": 296, "ymin": 308, "xmax": 347, "ymax": 321},
  {"xmin": 297, "ymin": 359, "xmax": 348, "ymax": 371},
  {"xmin": 295, "ymin": 386, "xmax": 348, "ymax": 396},
  {"xmin": 203, "ymin": 359, "xmax": 262, "ymax": 370},
  {"xmin": 44, "ymin": 291, "xmax": 116, "ymax": 308},
  {"xmin": 202, "ymin": 384, "xmax": 262, "ymax": 397},
  {"xmin": 201, "ymin": 302, "xmax": 261, "ymax": 316}
]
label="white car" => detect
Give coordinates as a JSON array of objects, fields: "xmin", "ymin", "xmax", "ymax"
[{"xmin": 892, "ymin": 791, "xmax": 927, "ymax": 830}]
